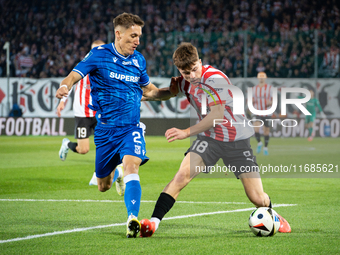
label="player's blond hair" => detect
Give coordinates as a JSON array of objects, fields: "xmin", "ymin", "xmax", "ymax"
[
  {"xmin": 173, "ymin": 42, "xmax": 199, "ymax": 70},
  {"xmin": 113, "ymin": 13, "xmax": 144, "ymax": 30}
]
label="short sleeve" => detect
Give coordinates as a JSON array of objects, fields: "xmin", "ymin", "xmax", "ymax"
[
  {"xmin": 73, "ymin": 49, "xmax": 98, "ymax": 78},
  {"xmin": 177, "ymin": 76, "xmax": 188, "ymax": 97},
  {"xmin": 268, "ymin": 85, "xmax": 273, "ymax": 98},
  {"xmin": 204, "ymin": 75, "xmax": 229, "ymax": 107},
  {"xmin": 138, "ymin": 56, "xmax": 150, "ymax": 87}
]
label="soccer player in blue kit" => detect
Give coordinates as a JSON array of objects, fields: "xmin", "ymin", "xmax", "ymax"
[{"xmin": 55, "ymin": 13, "xmax": 177, "ymax": 238}]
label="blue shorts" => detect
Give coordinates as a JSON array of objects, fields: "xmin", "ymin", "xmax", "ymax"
[{"xmin": 94, "ymin": 123, "xmax": 149, "ymax": 178}]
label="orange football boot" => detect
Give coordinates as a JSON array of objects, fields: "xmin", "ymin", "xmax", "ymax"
[{"xmin": 277, "ymin": 213, "xmax": 291, "ymax": 233}]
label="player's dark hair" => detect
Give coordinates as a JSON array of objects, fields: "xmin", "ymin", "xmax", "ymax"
[
  {"xmin": 173, "ymin": 42, "xmax": 199, "ymax": 70},
  {"xmin": 113, "ymin": 13, "xmax": 144, "ymax": 30}
]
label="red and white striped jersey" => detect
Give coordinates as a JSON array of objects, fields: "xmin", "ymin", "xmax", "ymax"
[
  {"xmin": 61, "ymin": 75, "xmax": 96, "ymax": 117},
  {"xmin": 178, "ymin": 65, "xmax": 254, "ymax": 142},
  {"xmin": 323, "ymin": 49, "xmax": 339, "ymax": 70},
  {"xmin": 252, "ymin": 83, "xmax": 273, "ymax": 116}
]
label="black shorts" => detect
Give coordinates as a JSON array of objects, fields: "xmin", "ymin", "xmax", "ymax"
[
  {"xmin": 185, "ymin": 136, "xmax": 259, "ymax": 179},
  {"xmin": 74, "ymin": 117, "xmax": 97, "ymax": 139},
  {"xmin": 253, "ymin": 115, "xmax": 271, "ymax": 128}
]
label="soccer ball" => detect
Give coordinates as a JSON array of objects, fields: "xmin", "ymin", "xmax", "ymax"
[
  {"xmin": 249, "ymin": 207, "xmax": 280, "ymax": 237},
  {"xmin": 140, "ymin": 219, "xmax": 154, "ymax": 237}
]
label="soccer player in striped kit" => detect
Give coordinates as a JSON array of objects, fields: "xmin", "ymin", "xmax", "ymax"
[
  {"xmin": 56, "ymin": 13, "xmax": 176, "ymax": 238},
  {"xmin": 140, "ymin": 43, "xmax": 291, "ymax": 237},
  {"xmin": 252, "ymin": 72, "xmax": 273, "ymax": 155},
  {"xmin": 57, "ymin": 40, "xmax": 103, "ymax": 161}
]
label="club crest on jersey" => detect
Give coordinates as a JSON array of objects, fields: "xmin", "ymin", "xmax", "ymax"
[
  {"xmin": 133, "ymin": 59, "xmax": 140, "ymax": 68},
  {"xmin": 134, "ymin": 145, "xmax": 141, "ymax": 155},
  {"xmin": 82, "ymin": 52, "xmax": 93, "ymax": 62}
]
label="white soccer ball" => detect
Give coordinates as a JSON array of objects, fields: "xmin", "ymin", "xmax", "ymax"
[{"xmin": 249, "ymin": 207, "xmax": 279, "ymax": 237}]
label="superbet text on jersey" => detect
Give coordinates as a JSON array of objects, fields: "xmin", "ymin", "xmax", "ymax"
[{"xmin": 73, "ymin": 43, "xmax": 150, "ymax": 127}]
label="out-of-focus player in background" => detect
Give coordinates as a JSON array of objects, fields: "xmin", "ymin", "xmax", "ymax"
[
  {"xmin": 55, "ymin": 13, "xmax": 176, "ymax": 238},
  {"xmin": 304, "ymin": 89, "xmax": 326, "ymax": 141},
  {"xmin": 252, "ymin": 72, "xmax": 273, "ymax": 155},
  {"xmin": 140, "ymin": 43, "xmax": 291, "ymax": 238}
]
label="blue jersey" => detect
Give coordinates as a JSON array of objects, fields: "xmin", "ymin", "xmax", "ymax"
[{"xmin": 73, "ymin": 43, "xmax": 150, "ymax": 127}]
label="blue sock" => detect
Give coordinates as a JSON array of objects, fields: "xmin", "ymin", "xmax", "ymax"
[
  {"xmin": 124, "ymin": 174, "xmax": 141, "ymax": 217},
  {"xmin": 112, "ymin": 168, "xmax": 119, "ymax": 183}
]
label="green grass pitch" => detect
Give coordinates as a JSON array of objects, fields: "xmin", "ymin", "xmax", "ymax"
[{"xmin": 0, "ymin": 136, "xmax": 339, "ymax": 254}]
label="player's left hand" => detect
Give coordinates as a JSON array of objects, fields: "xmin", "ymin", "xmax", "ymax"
[
  {"xmin": 165, "ymin": 127, "xmax": 189, "ymax": 142},
  {"xmin": 55, "ymin": 86, "xmax": 69, "ymax": 99},
  {"xmin": 320, "ymin": 112, "xmax": 327, "ymax": 119}
]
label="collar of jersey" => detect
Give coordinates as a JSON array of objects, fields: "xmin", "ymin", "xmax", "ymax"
[{"xmin": 111, "ymin": 43, "xmax": 132, "ymax": 59}]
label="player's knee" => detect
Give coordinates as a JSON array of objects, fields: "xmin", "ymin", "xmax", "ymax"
[
  {"xmin": 124, "ymin": 163, "xmax": 139, "ymax": 175},
  {"xmin": 98, "ymin": 184, "xmax": 111, "ymax": 192},
  {"xmin": 250, "ymin": 193, "xmax": 269, "ymax": 207}
]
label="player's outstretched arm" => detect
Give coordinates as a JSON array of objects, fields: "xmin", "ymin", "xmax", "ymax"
[
  {"xmin": 55, "ymin": 71, "xmax": 82, "ymax": 99},
  {"xmin": 142, "ymin": 77, "xmax": 179, "ymax": 101},
  {"xmin": 165, "ymin": 104, "xmax": 225, "ymax": 143},
  {"xmin": 56, "ymin": 101, "xmax": 65, "ymax": 117},
  {"xmin": 56, "ymin": 86, "xmax": 74, "ymax": 117}
]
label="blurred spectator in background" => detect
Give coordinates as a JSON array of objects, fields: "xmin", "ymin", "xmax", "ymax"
[
  {"xmin": 8, "ymin": 103, "xmax": 22, "ymax": 117},
  {"xmin": 0, "ymin": 0, "xmax": 339, "ymax": 78},
  {"xmin": 320, "ymin": 41, "xmax": 340, "ymax": 77}
]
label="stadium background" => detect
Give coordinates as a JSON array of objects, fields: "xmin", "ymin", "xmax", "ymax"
[{"xmin": 0, "ymin": 0, "xmax": 339, "ymax": 137}]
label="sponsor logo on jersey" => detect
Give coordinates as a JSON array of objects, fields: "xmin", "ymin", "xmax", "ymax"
[
  {"xmin": 243, "ymin": 151, "xmax": 251, "ymax": 157},
  {"xmin": 122, "ymin": 61, "xmax": 131, "ymax": 65},
  {"xmin": 206, "ymin": 78, "xmax": 215, "ymax": 83},
  {"xmin": 109, "ymin": 72, "xmax": 140, "ymax": 82},
  {"xmin": 197, "ymin": 82, "xmax": 223, "ymax": 115},
  {"xmin": 82, "ymin": 51, "xmax": 93, "ymax": 62},
  {"xmin": 133, "ymin": 59, "xmax": 140, "ymax": 68},
  {"xmin": 134, "ymin": 145, "xmax": 141, "ymax": 155},
  {"xmin": 113, "ymin": 57, "xmax": 118, "ymax": 62}
]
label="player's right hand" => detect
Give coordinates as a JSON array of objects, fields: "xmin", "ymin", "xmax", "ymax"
[
  {"xmin": 169, "ymin": 76, "xmax": 180, "ymax": 96},
  {"xmin": 56, "ymin": 101, "xmax": 65, "ymax": 117},
  {"xmin": 165, "ymin": 127, "xmax": 189, "ymax": 142},
  {"xmin": 55, "ymin": 86, "xmax": 69, "ymax": 99}
]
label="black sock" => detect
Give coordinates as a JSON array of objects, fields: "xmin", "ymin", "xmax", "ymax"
[
  {"xmin": 264, "ymin": 136, "xmax": 269, "ymax": 147},
  {"xmin": 268, "ymin": 198, "xmax": 272, "ymax": 208},
  {"xmin": 151, "ymin": 192, "xmax": 176, "ymax": 220},
  {"xmin": 255, "ymin": 132, "xmax": 261, "ymax": 143},
  {"xmin": 67, "ymin": 142, "xmax": 78, "ymax": 153}
]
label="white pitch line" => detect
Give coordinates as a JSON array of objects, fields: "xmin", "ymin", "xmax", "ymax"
[
  {"xmin": 163, "ymin": 204, "xmax": 297, "ymax": 221},
  {"xmin": 0, "ymin": 199, "xmax": 248, "ymax": 205},
  {"xmin": 0, "ymin": 223, "xmax": 125, "ymax": 244},
  {"xmin": 0, "ymin": 203, "xmax": 296, "ymax": 244}
]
